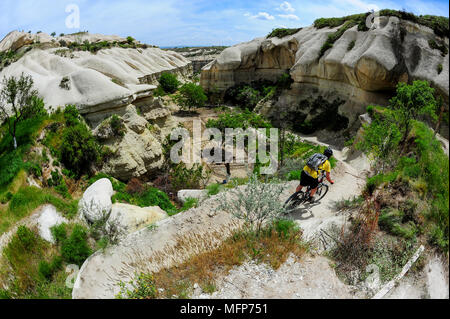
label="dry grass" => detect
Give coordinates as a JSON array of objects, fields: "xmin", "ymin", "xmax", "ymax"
[{"xmin": 119, "ymin": 221, "xmax": 307, "ymax": 299}]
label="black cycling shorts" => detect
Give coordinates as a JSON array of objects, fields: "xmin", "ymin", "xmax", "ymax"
[{"xmin": 299, "ymin": 170, "xmax": 319, "ymax": 189}]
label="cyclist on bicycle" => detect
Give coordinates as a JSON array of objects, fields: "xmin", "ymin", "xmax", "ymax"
[{"xmin": 295, "ymin": 147, "xmax": 335, "ymax": 203}]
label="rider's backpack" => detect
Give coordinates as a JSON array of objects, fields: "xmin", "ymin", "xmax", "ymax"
[{"xmin": 306, "ymin": 153, "xmax": 328, "ymax": 172}]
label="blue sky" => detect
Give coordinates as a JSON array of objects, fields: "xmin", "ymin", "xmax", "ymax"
[{"xmin": 1, "ymin": 0, "xmax": 448, "ymax": 47}]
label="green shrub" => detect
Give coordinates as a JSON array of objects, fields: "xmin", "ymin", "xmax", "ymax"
[
  {"xmin": 267, "ymin": 28, "xmax": 302, "ymax": 38},
  {"xmin": 286, "ymin": 169, "xmax": 302, "ymax": 181},
  {"xmin": 169, "ymin": 163, "xmax": 211, "ymax": 191},
  {"xmin": 60, "ymin": 224, "xmax": 92, "ymax": 266},
  {"xmin": 51, "ymin": 223, "xmax": 68, "ymax": 244},
  {"xmin": 179, "ymin": 197, "xmax": 198, "ymax": 212},
  {"xmin": 158, "ymin": 72, "xmax": 179, "ymax": 94},
  {"xmin": 176, "ymin": 83, "xmax": 207, "ymax": 110},
  {"xmin": 110, "ymin": 114, "xmax": 126, "ymax": 137},
  {"xmin": 273, "ymin": 219, "xmax": 299, "ymax": 238},
  {"xmin": 206, "ymin": 183, "xmax": 222, "ymax": 196},
  {"xmin": 117, "ymin": 273, "xmax": 157, "ymax": 299},
  {"xmin": 60, "ymin": 123, "xmax": 99, "ymax": 177},
  {"xmin": 135, "ymin": 187, "xmax": 175, "ymax": 211},
  {"xmin": 437, "ymin": 64, "xmax": 443, "ymax": 74},
  {"xmin": 347, "ymin": 40, "xmax": 355, "ymax": 51},
  {"xmin": 16, "ymin": 225, "xmax": 36, "ymax": 250},
  {"xmin": 0, "ymin": 150, "xmax": 23, "ymax": 187},
  {"xmin": 63, "ymin": 105, "xmax": 80, "ymax": 127},
  {"xmin": 206, "ymin": 109, "xmax": 272, "ymax": 133}
]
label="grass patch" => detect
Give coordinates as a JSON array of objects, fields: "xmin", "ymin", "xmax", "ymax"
[
  {"xmin": 0, "ymin": 226, "xmax": 72, "ymax": 299},
  {"xmin": 0, "ymin": 186, "xmax": 78, "ymax": 236},
  {"xmin": 117, "ymin": 219, "xmax": 306, "ymax": 299}
]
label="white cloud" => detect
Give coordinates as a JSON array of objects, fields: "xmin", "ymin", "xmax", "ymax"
[
  {"xmin": 277, "ymin": 1, "xmax": 296, "ymax": 12},
  {"xmin": 278, "ymin": 14, "xmax": 299, "ymax": 20},
  {"xmin": 250, "ymin": 12, "xmax": 275, "ymax": 20}
]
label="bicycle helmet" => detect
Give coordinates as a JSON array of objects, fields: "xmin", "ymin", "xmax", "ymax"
[{"xmin": 323, "ymin": 147, "xmax": 333, "ymax": 159}]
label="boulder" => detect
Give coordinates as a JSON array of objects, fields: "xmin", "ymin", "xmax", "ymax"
[
  {"xmin": 177, "ymin": 189, "xmax": 208, "ymax": 204},
  {"xmin": 78, "ymin": 178, "xmax": 114, "ymax": 222},
  {"xmin": 106, "ymin": 203, "xmax": 169, "ymax": 235},
  {"xmin": 37, "ymin": 205, "xmax": 68, "ymax": 243}
]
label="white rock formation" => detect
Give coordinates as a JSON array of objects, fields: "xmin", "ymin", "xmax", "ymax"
[
  {"xmin": 201, "ymin": 16, "xmax": 449, "ymax": 134},
  {"xmin": 107, "ymin": 203, "xmax": 168, "ymax": 235},
  {"xmin": 78, "ymin": 178, "xmax": 114, "ymax": 222},
  {"xmin": 37, "ymin": 205, "xmax": 68, "ymax": 243},
  {"xmin": 102, "ymin": 128, "xmax": 164, "ymax": 181},
  {"xmin": 0, "ymin": 32, "xmax": 192, "ymax": 118}
]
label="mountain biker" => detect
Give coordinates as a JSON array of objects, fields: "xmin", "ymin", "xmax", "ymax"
[{"xmin": 295, "ymin": 147, "xmax": 335, "ymax": 203}]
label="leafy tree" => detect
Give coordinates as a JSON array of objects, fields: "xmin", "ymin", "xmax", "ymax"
[
  {"xmin": 158, "ymin": 72, "xmax": 179, "ymax": 94},
  {"xmin": 0, "ymin": 73, "xmax": 39, "ymax": 149},
  {"xmin": 389, "ymin": 80, "xmax": 438, "ymax": 143},
  {"xmin": 50, "ymin": 32, "xmax": 56, "ymax": 37},
  {"xmin": 176, "ymin": 83, "xmax": 207, "ymax": 110},
  {"xmin": 357, "ymin": 110, "xmax": 402, "ymax": 173}
]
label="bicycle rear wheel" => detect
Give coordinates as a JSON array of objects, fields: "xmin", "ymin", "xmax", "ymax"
[{"xmin": 315, "ymin": 184, "xmax": 329, "ymax": 201}]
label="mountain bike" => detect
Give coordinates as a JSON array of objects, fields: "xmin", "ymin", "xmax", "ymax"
[{"xmin": 283, "ymin": 171, "xmax": 329, "ymax": 212}]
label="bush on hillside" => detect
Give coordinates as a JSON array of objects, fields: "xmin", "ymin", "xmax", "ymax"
[
  {"xmin": 158, "ymin": 72, "xmax": 179, "ymax": 94},
  {"xmin": 60, "ymin": 224, "xmax": 92, "ymax": 266},
  {"xmin": 59, "ymin": 123, "xmax": 99, "ymax": 177}
]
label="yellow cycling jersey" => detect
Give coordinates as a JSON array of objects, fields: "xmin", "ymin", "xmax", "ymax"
[{"xmin": 303, "ymin": 160, "xmax": 331, "ymax": 179}]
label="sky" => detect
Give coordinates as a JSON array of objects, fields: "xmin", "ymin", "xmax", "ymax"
[{"xmin": 0, "ymin": 0, "xmax": 448, "ymax": 47}]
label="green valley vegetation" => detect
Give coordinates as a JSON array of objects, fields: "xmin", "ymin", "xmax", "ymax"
[
  {"xmin": 223, "ymin": 73, "xmax": 293, "ymax": 111},
  {"xmin": 330, "ymin": 80, "xmax": 448, "ymax": 285}
]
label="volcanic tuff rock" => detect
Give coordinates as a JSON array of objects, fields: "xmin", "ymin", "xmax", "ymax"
[
  {"xmin": 106, "ymin": 203, "xmax": 169, "ymax": 236},
  {"xmin": 0, "ymin": 31, "xmax": 192, "ymax": 119},
  {"xmin": 201, "ymin": 16, "xmax": 449, "ymax": 135}
]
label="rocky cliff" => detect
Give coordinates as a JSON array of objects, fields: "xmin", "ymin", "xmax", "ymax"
[
  {"xmin": 201, "ymin": 15, "xmax": 449, "ymax": 137},
  {"xmin": 0, "ymin": 31, "xmax": 192, "ymax": 181}
]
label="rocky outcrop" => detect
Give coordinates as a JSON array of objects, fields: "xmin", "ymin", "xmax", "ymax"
[
  {"xmin": 78, "ymin": 178, "xmax": 114, "ymax": 222},
  {"xmin": 201, "ymin": 16, "xmax": 449, "ymax": 135},
  {"xmin": 102, "ymin": 126, "xmax": 164, "ymax": 181},
  {"xmin": 0, "ymin": 32, "xmax": 192, "ymax": 118}
]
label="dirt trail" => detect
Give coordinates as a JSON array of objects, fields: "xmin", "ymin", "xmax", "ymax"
[{"xmin": 72, "ymin": 134, "xmax": 370, "ymax": 298}]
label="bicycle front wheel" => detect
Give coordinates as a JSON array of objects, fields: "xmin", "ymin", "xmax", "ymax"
[
  {"xmin": 284, "ymin": 192, "xmax": 303, "ymax": 212},
  {"xmin": 315, "ymin": 184, "xmax": 329, "ymax": 201}
]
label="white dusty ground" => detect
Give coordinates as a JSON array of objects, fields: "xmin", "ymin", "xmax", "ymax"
[{"xmin": 192, "ymin": 255, "xmax": 364, "ymax": 299}]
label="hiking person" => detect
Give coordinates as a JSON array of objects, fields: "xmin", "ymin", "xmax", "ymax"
[{"xmin": 295, "ymin": 147, "xmax": 335, "ymax": 202}]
